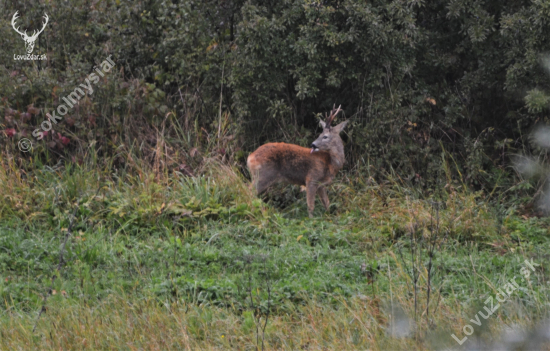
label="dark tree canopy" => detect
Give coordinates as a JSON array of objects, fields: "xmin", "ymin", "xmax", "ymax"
[{"xmin": 1, "ymin": 0, "xmax": 550, "ymax": 189}]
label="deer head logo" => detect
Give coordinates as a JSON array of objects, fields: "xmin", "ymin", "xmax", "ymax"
[{"xmin": 11, "ymin": 11, "xmax": 49, "ymax": 54}]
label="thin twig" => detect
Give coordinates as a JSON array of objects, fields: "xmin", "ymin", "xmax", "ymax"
[
  {"xmin": 409, "ymin": 219, "xmax": 418, "ymax": 322},
  {"xmin": 395, "ymin": 244, "xmax": 412, "ymax": 297},
  {"xmin": 260, "ymin": 256, "xmax": 271, "ymax": 351},
  {"xmin": 33, "ymin": 199, "xmax": 80, "ymax": 332},
  {"xmin": 244, "ymin": 255, "xmax": 259, "ymax": 351},
  {"xmin": 57, "ymin": 203, "xmax": 80, "ymax": 271},
  {"xmin": 425, "ymin": 201, "xmax": 440, "ymax": 323}
]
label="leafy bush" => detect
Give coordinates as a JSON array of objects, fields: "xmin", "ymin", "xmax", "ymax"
[{"xmin": 1, "ymin": 0, "xmax": 550, "ymax": 189}]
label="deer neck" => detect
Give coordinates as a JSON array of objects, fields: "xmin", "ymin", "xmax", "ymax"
[{"xmin": 328, "ymin": 142, "xmax": 345, "ymax": 171}]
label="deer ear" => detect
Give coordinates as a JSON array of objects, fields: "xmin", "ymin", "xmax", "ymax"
[
  {"xmin": 332, "ymin": 120, "xmax": 348, "ymax": 133},
  {"xmin": 319, "ymin": 120, "xmax": 326, "ymax": 129}
]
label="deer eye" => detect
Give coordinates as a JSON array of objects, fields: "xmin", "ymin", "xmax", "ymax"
[{"xmin": 323, "ymin": 136, "xmax": 328, "ymax": 139}]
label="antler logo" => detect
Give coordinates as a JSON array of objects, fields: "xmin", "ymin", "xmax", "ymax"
[{"xmin": 11, "ymin": 11, "xmax": 49, "ymax": 54}]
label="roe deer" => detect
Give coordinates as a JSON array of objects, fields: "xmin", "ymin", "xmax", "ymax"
[{"xmin": 247, "ymin": 105, "xmax": 348, "ymax": 218}]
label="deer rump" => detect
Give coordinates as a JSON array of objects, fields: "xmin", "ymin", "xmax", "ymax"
[{"xmin": 247, "ymin": 143, "xmax": 333, "ymax": 190}]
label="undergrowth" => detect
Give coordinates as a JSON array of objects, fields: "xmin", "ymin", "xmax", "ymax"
[{"xmin": 1, "ymin": 151, "xmax": 550, "ymax": 350}]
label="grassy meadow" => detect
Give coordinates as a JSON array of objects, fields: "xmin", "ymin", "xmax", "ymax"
[{"xmin": 0, "ymin": 150, "xmax": 549, "ymax": 351}]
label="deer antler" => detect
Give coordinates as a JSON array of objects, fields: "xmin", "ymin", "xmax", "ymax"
[
  {"xmin": 11, "ymin": 11, "xmax": 27, "ymax": 37},
  {"xmin": 325, "ymin": 104, "xmax": 342, "ymax": 128}
]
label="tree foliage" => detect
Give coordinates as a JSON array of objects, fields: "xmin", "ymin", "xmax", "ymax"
[{"xmin": 1, "ymin": 0, "xmax": 550, "ymax": 188}]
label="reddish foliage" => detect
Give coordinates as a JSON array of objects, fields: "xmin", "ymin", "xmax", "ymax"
[
  {"xmin": 4, "ymin": 128, "xmax": 16, "ymax": 137},
  {"xmin": 57, "ymin": 132, "xmax": 70, "ymax": 146}
]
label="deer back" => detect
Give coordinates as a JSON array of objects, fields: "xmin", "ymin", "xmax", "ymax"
[{"xmin": 247, "ymin": 143, "xmax": 334, "ymax": 186}]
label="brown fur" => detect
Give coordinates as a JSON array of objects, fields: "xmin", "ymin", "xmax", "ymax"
[{"xmin": 247, "ymin": 107, "xmax": 348, "ymax": 218}]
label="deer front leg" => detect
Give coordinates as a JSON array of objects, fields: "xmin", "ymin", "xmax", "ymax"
[
  {"xmin": 306, "ymin": 181, "xmax": 319, "ymax": 218},
  {"xmin": 317, "ymin": 186, "xmax": 330, "ymax": 211}
]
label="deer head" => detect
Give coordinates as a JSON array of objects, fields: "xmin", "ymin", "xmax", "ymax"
[
  {"xmin": 12, "ymin": 11, "xmax": 49, "ymax": 54},
  {"xmin": 310, "ymin": 105, "xmax": 348, "ymax": 154}
]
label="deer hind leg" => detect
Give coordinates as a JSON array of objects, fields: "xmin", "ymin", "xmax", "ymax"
[
  {"xmin": 248, "ymin": 168, "xmax": 260, "ymax": 193},
  {"xmin": 306, "ymin": 181, "xmax": 319, "ymax": 218},
  {"xmin": 248, "ymin": 156, "xmax": 276, "ymax": 194},
  {"xmin": 254, "ymin": 169, "xmax": 279, "ymax": 195},
  {"xmin": 317, "ymin": 186, "xmax": 330, "ymax": 211}
]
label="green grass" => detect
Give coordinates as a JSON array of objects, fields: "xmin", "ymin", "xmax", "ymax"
[{"xmin": 1, "ymin": 155, "xmax": 550, "ymax": 350}]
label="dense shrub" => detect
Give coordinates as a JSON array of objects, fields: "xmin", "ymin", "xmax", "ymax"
[{"xmin": 1, "ymin": 0, "xmax": 550, "ymax": 189}]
